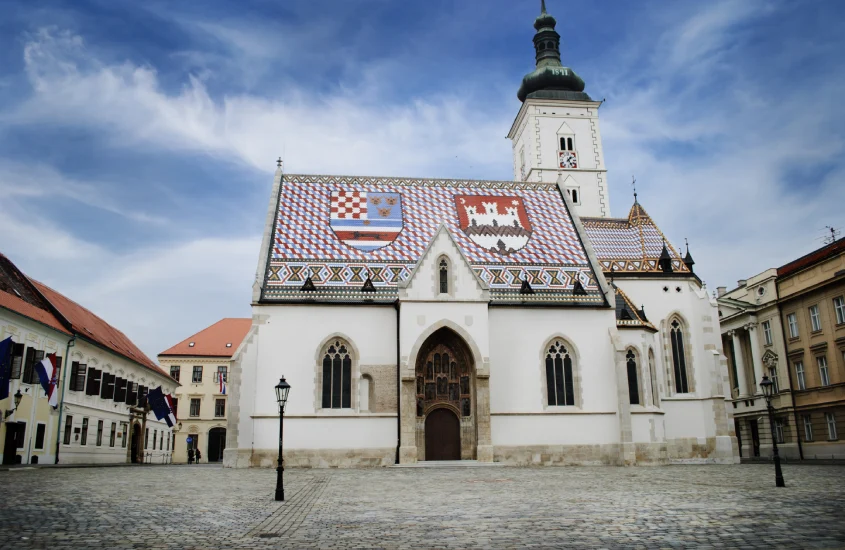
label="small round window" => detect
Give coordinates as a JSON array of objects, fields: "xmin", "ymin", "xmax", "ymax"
[{"xmin": 757, "ymin": 287, "xmax": 766, "ymax": 296}]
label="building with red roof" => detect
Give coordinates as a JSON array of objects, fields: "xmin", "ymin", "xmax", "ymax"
[
  {"xmin": 0, "ymin": 252, "xmax": 178, "ymax": 465},
  {"xmin": 158, "ymin": 318, "xmax": 252, "ymax": 463}
]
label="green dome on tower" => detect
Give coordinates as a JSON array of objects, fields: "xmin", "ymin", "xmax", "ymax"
[{"xmin": 517, "ymin": 1, "xmax": 591, "ymax": 102}]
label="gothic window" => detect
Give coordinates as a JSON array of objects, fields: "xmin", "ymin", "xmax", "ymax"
[
  {"xmin": 648, "ymin": 348, "xmax": 659, "ymax": 406},
  {"xmin": 626, "ymin": 349, "xmax": 640, "ymax": 405},
  {"xmin": 545, "ymin": 339, "xmax": 575, "ymax": 406},
  {"xmin": 439, "ymin": 258, "xmax": 449, "ymax": 294},
  {"xmin": 669, "ymin": 318, "xmax": 691, "ymax": 394},
  {"xmin": 321, "ymin": 340, "xmax": 352, "ymax": 409}
]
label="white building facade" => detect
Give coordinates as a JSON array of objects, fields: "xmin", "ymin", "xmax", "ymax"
[{"xmin": 226, "ymin": 4, "xmax": 738, "ymax": 468}]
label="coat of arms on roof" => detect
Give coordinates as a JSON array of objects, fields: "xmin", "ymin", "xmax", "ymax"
[
  {"xmin": 455, "ymin": 195, "xmax": 533, "ymax": 256},
  {"xmin": 329, "ymin": 191, "xmax": 404, "ymax": 252}
]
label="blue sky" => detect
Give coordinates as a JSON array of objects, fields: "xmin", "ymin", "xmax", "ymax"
[{"xmin": 0, "ymin": 0, "xmax": 843, "ymax": 359}]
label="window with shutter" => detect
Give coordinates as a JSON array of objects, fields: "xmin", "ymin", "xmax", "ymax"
[
  {"xmin": 73, "ymin": 363, "xmax": 87, "ymax": 391},
  {"xmin": 10, "ymin": 343, "xmax": 24, "ymax": 379},
  {"xmin": 114, "ymin": 377, "xmax": 127, "ymax": 402},
  {"xmin": 22, "ymin": 348, "xmax": 36, "ymax": 384}
]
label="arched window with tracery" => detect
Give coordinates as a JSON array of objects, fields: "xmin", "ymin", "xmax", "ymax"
[
  {"xmin": 626, "ymin": 349, "xmax": 640, "ymax": 405},
  {"xmin": 669, "ymin": 318, "xmax": 691, "ymax": 394},
  {"xmin": 439, "ymin": 258, "xmax": 449, "ymax": 294},
  {"xmin": 648, "ymin": 348, "xmax": 659, "ymax": 406},
  {"xmin": 545, "ymin": 339, "xmax": 575, "ymax": 406},
  {"xmin": 321, "ymin": 339, "xmax": 352, "ymax": 409}
]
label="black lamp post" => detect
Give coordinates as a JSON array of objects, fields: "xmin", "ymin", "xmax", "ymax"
[
  {"xmin": 274, "ymin": 376, "xmax": 291, "ymax": 501},
  {"xmin": 4, "ymin": 389, "xmax": 23, "ymax": 419},
  {"xmin": 760, "ymin": 375, "xmax": 785, "ymax": 487}
]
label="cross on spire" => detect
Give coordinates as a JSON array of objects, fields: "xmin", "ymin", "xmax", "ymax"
[
  {"xmin": 631, "ymin": 176, "xmax": 638, "ymax": 202},
  {"xmin": 541, "ymin": 0, "xmax": 547, "ymax": 13}
]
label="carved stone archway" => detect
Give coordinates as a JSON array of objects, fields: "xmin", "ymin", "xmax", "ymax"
[{"xmin": 414, "ymin": 329, "xmax": 476, "ymax": 460}]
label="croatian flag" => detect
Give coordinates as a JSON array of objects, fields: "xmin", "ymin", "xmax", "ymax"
[
  {"xmin": 35, "ymin": 353, "xmax": 59, "ymax": 409},
  {"xmin": 148, "ymin": 386, "xmax": 177, "ymax": 428},
  {"xmin": 219, "ymin": 374, "xmax": 227, "ymax": 395}
]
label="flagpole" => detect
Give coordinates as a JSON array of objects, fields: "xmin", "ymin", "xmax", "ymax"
[{"xmin": 54, "ymin": 337, "xmax": 75, "ymax": 464}]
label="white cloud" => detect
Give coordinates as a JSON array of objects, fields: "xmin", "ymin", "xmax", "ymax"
[{"xmin": 8, "ymin": 27, "xmax": 515, "ymax": 179}]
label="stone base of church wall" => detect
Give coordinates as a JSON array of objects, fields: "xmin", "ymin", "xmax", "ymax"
[
  {"xmin": 493, "ymin": 444, "xmax": 623, "ymax": 466},
  {"xmin": 225, "ymin": 447, "xmax": 396, "ymax": 468},
  {"xmin": 666, "ymin": 435, "xmax": 740, "ymax": 464}
]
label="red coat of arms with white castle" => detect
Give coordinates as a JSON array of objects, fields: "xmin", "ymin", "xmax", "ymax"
[{"xmin": 455, "ymin": 195, "xmax": 533, "ymax": 255}]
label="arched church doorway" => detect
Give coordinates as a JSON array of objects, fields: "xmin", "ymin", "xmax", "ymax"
[
  {"xmin": 415, "ymin": 327, "xmax": 475, "ymax": 460},
  {"xmin": 207, "ymin": 427, "xmax": 226, "ymax": 462},
  {"xmin": 425, "ymin": 408, "xmax": 461, "ymax": 460}
]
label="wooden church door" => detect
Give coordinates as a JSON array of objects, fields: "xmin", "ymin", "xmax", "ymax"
[{"xmin": 425, "ymin": 408, "xmax": 460, "ymax": 461}]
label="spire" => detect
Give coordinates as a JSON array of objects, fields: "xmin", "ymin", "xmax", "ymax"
[
  {"xmin": 517, "ymin": 1, "xmax": 590, "ymax": 102},
  {"xmin": 683, "ymin": 238, "xmax": 695, "ymax": 273},
  {"xmin": 632, "ymin": 176, "xmax": 638, "ymax": 204},
  {"xmin": 658, "ymin": 240, "xmax": 674, "ymax": 273}
]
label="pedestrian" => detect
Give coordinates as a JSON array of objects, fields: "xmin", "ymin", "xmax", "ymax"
[
  {"xmin": 187, "ymin": 447, "xmax": 194, "ymax": 465},
  {"xmin": 195, "ymin": 449, "xmax": 201, "ymax": 464}
]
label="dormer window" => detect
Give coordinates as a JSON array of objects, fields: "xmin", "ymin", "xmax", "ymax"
[{"xmin": 439, "ymin": 259, "xmax": 449, "ymax": 294}]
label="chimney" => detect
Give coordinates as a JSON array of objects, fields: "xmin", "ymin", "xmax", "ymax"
[
  {"xmin": 737, "ymin": 279, "xmax": 747, "ymax": 288},
  {"xmin": 717, "ymin": 286, "xmax": 727, "ymax": 297}
]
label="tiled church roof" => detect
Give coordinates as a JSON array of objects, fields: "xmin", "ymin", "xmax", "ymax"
[
  {"xmin": 262, "ymin": 174, "xmax": 605, "ymax": 305},
  {"xmin": 581, "ymin": 201, "xmax": 689, "ymax": 274},
  {"xmin": 613, "ymin": 284, "xmax": 656, "ymax": 331}
]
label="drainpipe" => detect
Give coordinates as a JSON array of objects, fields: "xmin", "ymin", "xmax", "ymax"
[
  {"xmin": 54, "ymin": 336, "xmax": 76, "ymax": 464},
  {"xmin": 775, "ymin": 284, "xmax": 803, "ymax": 460},
  {"xmin": 395, "ymin": 299, "xmax": 401, "ymax": 465}
]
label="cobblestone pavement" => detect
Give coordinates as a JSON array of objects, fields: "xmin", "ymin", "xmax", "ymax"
[{"xmin": 1, "ymin": 463, "xmax": 844, "ymax": 549}]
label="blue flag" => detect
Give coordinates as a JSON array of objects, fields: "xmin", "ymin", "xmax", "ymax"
[
  {"xmin": 0, "ymin": 337, "xmax": 12, "ymax": 401},
  {"xmin": 147, "ymin": 386, "xmax": 170, "ymax": 422}
]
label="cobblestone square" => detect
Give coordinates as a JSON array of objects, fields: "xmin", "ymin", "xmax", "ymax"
[{"xmin": 1, "ymin": 464, "xmax": 844, "ymax": 549}]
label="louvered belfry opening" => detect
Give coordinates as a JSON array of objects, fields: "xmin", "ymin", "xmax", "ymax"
[{"xmin": 415, "ymin": 328, "xmax": 476, "ymax": 460}]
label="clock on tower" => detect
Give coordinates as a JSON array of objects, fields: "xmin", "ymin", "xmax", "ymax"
[{"xmin": 558, "ymin": 151, "xmax": 578, "ymax": 169}]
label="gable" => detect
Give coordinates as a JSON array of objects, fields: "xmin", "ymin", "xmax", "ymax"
[
  {"xmin": 399, "ymin": 225, "xmax": 489, "ymax": 302},
  {"xmin": 261, "ymin": 174, "xmax": 605, "ymax": 305}
]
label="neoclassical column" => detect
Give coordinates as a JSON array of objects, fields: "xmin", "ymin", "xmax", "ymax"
[
  {"xmin": 729, "ymin": 330, "xmax": 749, "ymax": 397},
  {"xmin": 746, "ymin": 323, "xmax": 765, "ymax": 394}
]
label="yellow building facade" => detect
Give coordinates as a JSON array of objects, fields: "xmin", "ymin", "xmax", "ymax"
[{"xmin": 158, "ymin": 318, "xmax": 251, "ymax": 463}]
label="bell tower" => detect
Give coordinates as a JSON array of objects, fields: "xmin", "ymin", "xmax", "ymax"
[{"xmin": 507, "ymin": 0, "xmax": 610, "ymax": 218}]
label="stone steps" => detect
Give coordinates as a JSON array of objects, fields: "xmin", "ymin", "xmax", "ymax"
[{"xmin": 392, "ymin": 460, "xmax": 506, "ymax": 468}]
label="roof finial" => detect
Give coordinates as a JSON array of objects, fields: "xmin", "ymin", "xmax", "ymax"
[
  {"xmin": 632, "ymin": 175, "xmax": 638, "ymax": 203},
  {"xmin": 684, "ymin": 237, "xmax": 689, "ymax": 253},
  {"xmin": 541, "ymin": 0, "xmax": 547, "ymax": 14},
  {"xmin": 276, "ymin": 157, "xmax": 283, "ymax": 169}
]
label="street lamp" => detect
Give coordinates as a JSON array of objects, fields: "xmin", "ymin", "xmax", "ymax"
[
  {"xmin": 760, "ymin": 375, "xmax": 785, "ymax": 487},
  {"xmin": 4, "ymin": 389, "xmax": 23, "ymax": 419},
  {"xmin": 274, "ymin": 376, "xmax": 291, "ymax": 502}
]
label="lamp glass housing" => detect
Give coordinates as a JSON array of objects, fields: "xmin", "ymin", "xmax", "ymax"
[
  {"xmin": 760, "ymin": 375, "xmax": 773, "ymax": 398},
  {"xmin": 275, "ymin": 377, "xmax": 291, "ymax": 413},
  {"xmin": 13, "ymin": 389, "xmax": 23, "ymax": 409}
]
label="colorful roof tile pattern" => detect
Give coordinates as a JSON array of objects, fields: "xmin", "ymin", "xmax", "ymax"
[
  {"xmin": 581, "ymin": 201, "xmax": 689, "ymax": 274},
  {"xmin": 613, "ymin": 285, "xmax": 656, "ymax": 331},
  {"xmin": 263, "ymin": 174, "xmax": 603, "ymax": 304}
]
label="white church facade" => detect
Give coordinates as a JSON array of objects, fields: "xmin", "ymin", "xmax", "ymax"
[{"xmin": 225, "ymin": 3, "xmax": 739, "ymax": 468}]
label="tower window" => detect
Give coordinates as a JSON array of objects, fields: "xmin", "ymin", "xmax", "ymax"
[
  {"xmin": 571, "ymin": 189, "xmax": 579, "ymax": 204},
  {"xmin": 559, "ymin": 137, "xmax": 575, "ymax": 151}
]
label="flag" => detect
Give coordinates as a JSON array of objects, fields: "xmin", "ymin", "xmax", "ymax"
[
  {"xmin": 164, "ymin": 393, "xmax": 177, "ymax": 426},
  {"xmin": 148, "ymin": 386, "xmax": 176, "ymax": 428},
  {"xmin": 35, "ymin": 353, "xmax": 59, "ymax": 408},
  {"xmin": 219, "ymin": 374, "xmax": 227, "ymax": 395},
  {"xmin": 0, "ymin": 337, "xmax": 12, "ymax": 401}
]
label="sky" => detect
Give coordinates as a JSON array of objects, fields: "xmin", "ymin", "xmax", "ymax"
[{"xmin": 0, "ymin": 0, "xmax": 843, "ymax": 362}]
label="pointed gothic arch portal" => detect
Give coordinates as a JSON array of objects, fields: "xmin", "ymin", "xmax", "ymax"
[{"xmin": 415, "ymin": 327, "xmax": 476, "ymax": 460}]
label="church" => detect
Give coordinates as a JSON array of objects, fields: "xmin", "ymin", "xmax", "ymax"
[{"xmin": 224, "ymin": 3, "xmax": 739, "ymax": 468}]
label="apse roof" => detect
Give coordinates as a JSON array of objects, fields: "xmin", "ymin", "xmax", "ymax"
[
  {"xmin": 581, "ymin": 201, "xmax": 690, "ymax": 275},
  {"xmin": 261, "ymin": 174, "xmax": 606, "ymax": 305}
]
